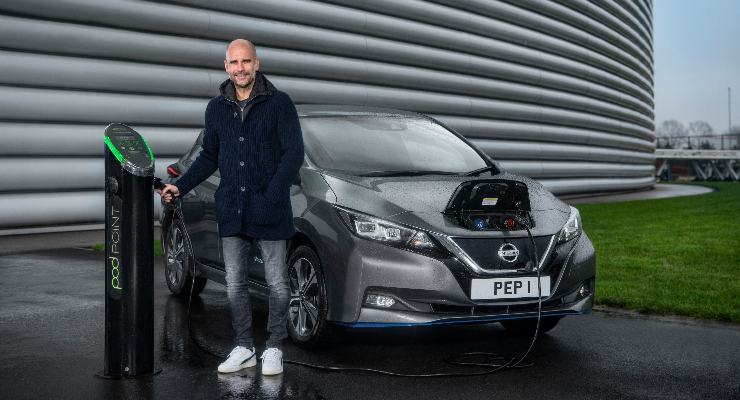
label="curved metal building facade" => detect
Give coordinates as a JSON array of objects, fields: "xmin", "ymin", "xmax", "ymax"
[{"xmin": 0, "ymin": 0, "xmax": 655, "ymax": 233}]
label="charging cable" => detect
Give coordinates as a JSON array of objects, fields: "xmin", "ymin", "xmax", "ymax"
[{"xmin": 163, "ymin": 186, "xmax": 543, "ymax": 377}]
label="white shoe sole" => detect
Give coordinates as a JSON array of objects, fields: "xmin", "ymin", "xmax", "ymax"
[
  {"xmin": 261, "ymin": 365, "xmax": 283, "ymax": 376},
  {"xmin": 218, "ymin": 356, "xmax": 257, "ymax": 373}
]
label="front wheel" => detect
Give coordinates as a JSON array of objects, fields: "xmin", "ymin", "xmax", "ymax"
[
  {"xmin": 286, "ymin": 245, "xmax": 337, "ymax": 348},
  {"xmin": 164, "ymin": 217, "xmax": 207, "ymax": 297}
]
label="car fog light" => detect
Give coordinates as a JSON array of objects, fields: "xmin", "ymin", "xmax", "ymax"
[
  {"xmin": 578, "ymin": 284, "xmax": 589, "ymax": 298},
  {"xmin": 366, "ymin": 294, "xmax": 396, "ymax": 308}
]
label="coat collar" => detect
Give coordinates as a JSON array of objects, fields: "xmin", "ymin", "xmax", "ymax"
[{"xmin": 219, "ymin": 71, "xmax": 276, "ymax": 104}]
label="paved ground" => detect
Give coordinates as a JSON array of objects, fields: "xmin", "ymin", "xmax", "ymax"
[
  {"xmin": 1, "ymin": 248, "xmax": 738, "ymax": 400},
  {"xmin": 563, "ymin": 183, "xmax": 713, "ymax": 205}
]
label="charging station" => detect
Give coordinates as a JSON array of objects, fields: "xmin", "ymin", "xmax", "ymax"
[{"xmin": 100, "ymin": 123, "xmax": 157, "ymax": 378}]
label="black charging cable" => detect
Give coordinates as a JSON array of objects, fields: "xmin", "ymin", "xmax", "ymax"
[
  {"xmin": 163, "ymin": 187, "xmax": 543, "ymax": 377},
  {"xmin": 285, "ymin": 221, "xmax": 544, "ymax": 377},
  {"xmin": 511, "ymin": 214, "xmax": 543, "ymax": 369}
]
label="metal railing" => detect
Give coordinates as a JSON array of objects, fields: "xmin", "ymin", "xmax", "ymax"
[
  {"xmin": 656, "ymin": 134, "xmax": 740, "ymax": 150},
  {"xmin": 655, "ymin": 148, "xmax": 740, "ymax": 181}
]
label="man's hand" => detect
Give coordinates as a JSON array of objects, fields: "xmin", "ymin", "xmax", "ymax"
[{"xmin": 157, "ymin": 184, "xmax": 180, "ymax": 204}]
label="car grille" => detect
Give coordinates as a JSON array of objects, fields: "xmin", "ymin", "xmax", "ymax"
[
  {"xmin": 431, "ymin": 297, "xmax": 565, "ymax": 315},
  {"xmin": 450, "ymin": 235, "xmax": 554, "ymax": 272}
]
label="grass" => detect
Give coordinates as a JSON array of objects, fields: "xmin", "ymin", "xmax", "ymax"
[
  {"xmin": 91, "ymin": 240, "xmax": 164, "ymax": 257},
  {"xmin": 578, "ymin": 182, "xmax": 740, "ymax": 323}
]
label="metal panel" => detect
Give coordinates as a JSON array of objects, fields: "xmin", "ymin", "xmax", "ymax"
[
  {"xmin": 437, "ymin": 117, "xmax": 654, "ymax": 152},
  {"xmin": 471, "ymin": 140, "xmax": 655, "ymax": 164},
  {"xmin": 560, "ymin": 0, "xmax": 653, "ymax": 51},
  {"xmin": 0, "ymin": 1, "xmax": 655, "ymax": 105},
  {"xmin": 542, "ymin": 176, "xmax": 656, "ymax": 195},
  {"xmin": 0, "ymin": 192, "xmax": 104, "ymax": 228},
  {"xmin": 174, "ymin": 0, "xmax": 654, "ymax": 94},
  {"xmin": 500, "ymin": 161, "xmax": 655, "ymax": 178},
  {"xmin": 0, "ymin": 0, "xmax": 655, "ymax": 232},
  {"xmin": 0, "ymin": 192, "xmax": 163, "ymax": 228},
  {"xmin": 0, "ymin": 86, "xmax": 206, "ymax": 125},
  {"xmin": 0, "ymin": 19, "xmax": 654, "ymax": 116},
  {"xmin": 0, "ymin": 158, "xmax": 178, "ymax": 191},
  {"xmin": 0, "ymin": 83, "xmax": 655, "ymax": 138},
  {"xmin": 0, "ymin": 50, "xmax": 652, "ymax": 126},
  {"xmin": 0, "ymin": 123, "xmax": 198, "ymax": 156},
  {"xmin": 412, "ymin": 0, "xmax": 653, "ymax": 88}
]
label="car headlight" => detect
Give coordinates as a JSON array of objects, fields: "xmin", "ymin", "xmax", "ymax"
[
  {"xmin": 334, "ymin": 206, "xmax": 450, "ymax": 258},
  {"xmin": 558, "ymin": 206, "xmax": 582, "ymax": 244}
]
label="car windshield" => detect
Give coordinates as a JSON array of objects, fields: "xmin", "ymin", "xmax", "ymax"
[{"xmin": 300, "ymin": 115, "xmax": 489, "ymax": 176}]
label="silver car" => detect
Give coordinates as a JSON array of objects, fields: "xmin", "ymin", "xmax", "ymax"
[{"xmin": 161, "ymin": 105, "xmax": 596, "ymax": 348}]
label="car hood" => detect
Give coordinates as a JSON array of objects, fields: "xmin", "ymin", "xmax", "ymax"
[{"xmin": 321, "ymin": 171, "xmax": 571, "ymax": 237}]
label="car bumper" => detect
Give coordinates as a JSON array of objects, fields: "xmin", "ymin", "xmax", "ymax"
[
  {"xmin": 325, "ymin": 230, "xmax": 596, "ymax": 325},
  {"xmin": 343, "ymin": 293, "xmax": 592, "ymax": 327}
]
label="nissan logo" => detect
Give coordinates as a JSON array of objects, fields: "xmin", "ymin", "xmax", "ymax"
[{"xmin": 497, "ymin": 243, "xmax": 519, "ymax": 263}]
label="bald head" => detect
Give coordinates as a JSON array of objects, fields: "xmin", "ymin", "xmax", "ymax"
[{"xmin": 226, "ymin": 39, "xmax": 257, "ymax": 60}]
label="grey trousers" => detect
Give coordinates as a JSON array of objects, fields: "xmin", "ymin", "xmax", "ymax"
[{"xmin": 221, "ymin": 235, "xmax": 290, "ymax": 350}]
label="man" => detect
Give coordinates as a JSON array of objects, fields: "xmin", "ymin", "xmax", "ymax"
[{"xmin": 159, "ymin": 39, "xmax": 304, "ymax": 376}]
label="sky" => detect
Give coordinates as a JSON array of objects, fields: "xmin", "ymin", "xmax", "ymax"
[{"xmin": 654, "ymin": 0, "xmax": 740, "ymax": 134}]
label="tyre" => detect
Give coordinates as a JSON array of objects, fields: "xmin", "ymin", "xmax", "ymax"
[
  {"xmin": 500, "ymin": 316, "xmax": 562, "ymax": 335},
  {"xmin": 286, "ymin": 245, "xmax": 337, "ymax": 348},
  {"xmin": 164, "ymin": 216, "xmax": 207, "ymax": 297}
]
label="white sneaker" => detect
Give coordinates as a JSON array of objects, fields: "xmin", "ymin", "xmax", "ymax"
[
  {"xmin": 260, "ymin": 348, "xmax": 284, "ymax": 375},
  {"xmin": 218, "ymin": 346, "xmax": 257, "ymax": 373}
]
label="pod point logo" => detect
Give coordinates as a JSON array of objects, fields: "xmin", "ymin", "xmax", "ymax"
[
  {"xmin": 109, "ymin": 204, "xmax": 122, "ymax": 290},
  {"xmin": 497, "ymin": 243, "xmax": 519, "ymax": 263}
]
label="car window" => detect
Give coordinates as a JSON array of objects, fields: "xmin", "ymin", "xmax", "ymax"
[
  {"xmin": 300, "ymin": 116, "xmax": 488, "ymax": 174},
  {"xmin": 182, "ymin": 130, "xmax": 220, "ymax": 178},
  {"xmin": 188, "ymin": 130, "xmax": 204, "ymax": 162}
]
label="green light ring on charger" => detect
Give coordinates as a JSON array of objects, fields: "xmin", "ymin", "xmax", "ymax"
[
  {"xmin": 104, "ymin": 134, "xmax": 155, "ymax": 164},
  {"xmin": 139, "ymin": 134, "xmax": 156, "ymax": 163},
  {"xmin": 104, "ymin": 126, "xmax": 155, "ymax": 176},
  {"xmin": 104, "ymin": 135, "xmax": 125, "ymax": 166}
]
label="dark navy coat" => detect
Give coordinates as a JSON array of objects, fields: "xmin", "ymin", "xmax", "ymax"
[{"xmin": 174, "ymin": 74, "xmax": 304, "ymax": 240}]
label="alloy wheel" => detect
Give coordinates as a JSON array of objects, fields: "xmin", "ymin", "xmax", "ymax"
[
  {"xmin": 288, "ymin": 257, "xmax": 320, "ymax": 338},
  {"xmin": 166, "ymin": 224, "xmax": 185, "ymax": 287}
]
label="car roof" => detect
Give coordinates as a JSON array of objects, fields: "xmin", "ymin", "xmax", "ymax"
[{"xmin": 296, "ymin": 104, "xmax": 428, "ymax": 119}]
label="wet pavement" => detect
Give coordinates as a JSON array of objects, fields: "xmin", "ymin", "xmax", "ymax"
[{"xmin": 1, "ymin": 248, "xmax": 739, "ymax": 400}]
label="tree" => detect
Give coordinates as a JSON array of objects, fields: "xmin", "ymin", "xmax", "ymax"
[
  {"xmin": 688, "ymin": 121, "xmax": 714, "ymax": 136},
  {"xmin": 656, "ymin": 119, "xmax": 688, "ymax": 136},
  {"xmin": 656, "ymin": 119, "xmax": 688, "ymax": 148}
]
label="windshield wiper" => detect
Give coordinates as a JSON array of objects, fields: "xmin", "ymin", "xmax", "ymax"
[
  {"xmin": 357, "ymin": 170, "xmax": 460, "ymax": 177},
  {"xmin": 464, "ymin": 165, "xmax": 496, "ymax": 176}
]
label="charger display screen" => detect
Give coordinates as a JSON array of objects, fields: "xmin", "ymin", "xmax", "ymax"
[{"xmin": 104, "ymin": 124, "xmax": 155, "ymax": 176}]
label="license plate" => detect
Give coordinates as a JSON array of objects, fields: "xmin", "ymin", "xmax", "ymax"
[{"xmin": 470, "ymin": 276, "xmax": 551, "ymax": 300}]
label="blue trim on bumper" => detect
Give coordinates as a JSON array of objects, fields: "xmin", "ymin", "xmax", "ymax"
[{"xmin": 336, "ymin": 310, "xmax": 588, "ymax": 329}]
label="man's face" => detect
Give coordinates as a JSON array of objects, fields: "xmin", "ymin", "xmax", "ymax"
[{"xmin": 224, "ymin": 45, "xmax": 260, "ymax": 89}]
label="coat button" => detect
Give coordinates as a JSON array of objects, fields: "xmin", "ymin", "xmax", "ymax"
[
  {"xmin": 233, "ymin": 112, "xmax": 237, "ymax": 118},
  {"xmin": 238, "ymin": 210, "xmax": 241, "ymax": 214},
  {"xmin": 240, "ymin": 186, "xmax": 246, "ymax": 192},
  {"xmin": 239, "ymin": 161, "xmax": 245, "ymax": 166},
  {"xmin": 239, "ymin": 137, "xmax": 244, "ymax": 142}
]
